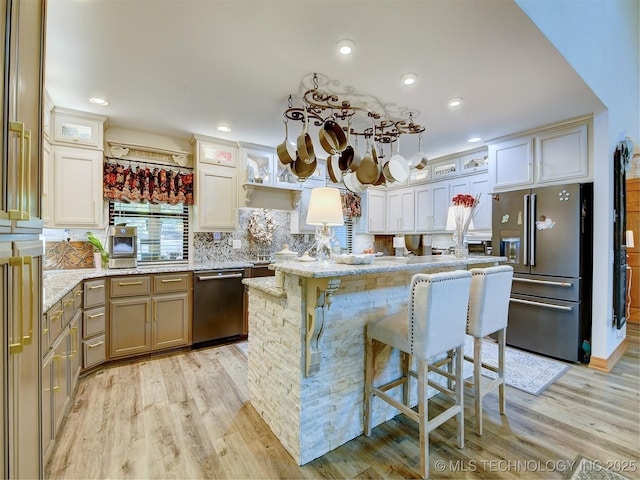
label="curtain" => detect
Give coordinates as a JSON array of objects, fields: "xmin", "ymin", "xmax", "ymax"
[
  {"xmin": 103, "ymin": 162, "xmax": 194, "ymax": 205},
  {"xmin": 341, "ymin": 191, "xmax": 361, "ymax": 218}
]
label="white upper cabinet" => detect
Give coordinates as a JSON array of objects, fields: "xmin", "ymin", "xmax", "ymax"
[
  {"xmin": 51, "ymin": 107, "xmax": 106, "ymax": 150},
  {"xmin": 469, "ymin": 174, "xmax": 491, "ymax": 231},
  {"xmin": 386, "ymin": 187, "xmax": 415, "ymax": 233},
  {"xmin": 489, "ymin": 119, "xmax": 591, "ymax": 192},
  {"xmin": 46, "ymin": 108, "xmax": 107, "ymax": 228},
  {"xmin": 191, "ymin": 135, "xmax": 239, "ymax": 232},
  {"xmin": 366, "ymin": 189, "xmax": 386, "ymax": 234},
  {"xmin": 51, "ymin": 146, "xmax": 104, "ymax": 227},
  {"xmin": 535, "ymin": 124, "xmax": 588, "ymax": 184},
  {"xmin": 488, "ymin": 136, "xmax": 534, "ymax": 190}
]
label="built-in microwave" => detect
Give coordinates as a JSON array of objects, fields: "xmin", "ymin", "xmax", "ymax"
[
  {"xmin": 467, "ymin": 240, "xmax": 492, "ymax": 255},
  {"xmin": 108, "ymin": 226, "xmax": 138, "ymax": 268}
]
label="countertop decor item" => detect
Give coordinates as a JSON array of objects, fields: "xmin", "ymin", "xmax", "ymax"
[
  {"xmin": 446, "ymin": 194, "xmax": 480, "ymax": 258},
  {"xmin": 86, "ymin": 231, "xmax": 109, "ymax": 269},
  {"xmin": 306, "ymin": 187, "xmax": 344, "ymax": 264},
  {"xmin": 248, "ymin": 208, "xmax": 277, "ymax": 245}
]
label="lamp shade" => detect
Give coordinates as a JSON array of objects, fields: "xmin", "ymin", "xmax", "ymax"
[
  {"xmin": 306, "ymin": 187, "xmax": 344, "ymax": 226},
  {"xmin": 627, "ymin": 230, "xmax": 635, "ymax": 249},
  {"xmin": 445, "ymin": 206, "xmax": 474, "ymax": 231}
]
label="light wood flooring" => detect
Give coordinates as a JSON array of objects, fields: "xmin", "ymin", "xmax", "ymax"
[{"xmin": 47, "ymin": 325, "xmax": 640, "ymax": 479}]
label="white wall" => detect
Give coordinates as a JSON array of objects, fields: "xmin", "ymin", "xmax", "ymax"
[{"xmin": 516, "ymin": 0, "xmax": 640, "ymax": 361}]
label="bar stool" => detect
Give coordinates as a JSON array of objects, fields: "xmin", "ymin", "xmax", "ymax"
[
  {"xmin": 464, "ymin": 265, "xmax": 514, "ymax": 436},
  {"xmin": 364, "ymin": 270, "xmax": 472, "ymax": 479}
]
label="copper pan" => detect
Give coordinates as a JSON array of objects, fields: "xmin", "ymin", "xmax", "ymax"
[
  {"xmin": 276, "ymin": 120, "xmax": 295, "ymax": 166},
  {"xmin": 292, "ymin": 154, "xmax": 317, "ymax": 181},
  {"xmin": 319, "ymin": 118, "xmax": 347, "ymax": 155},
  {"xmin": 327, "ymin": 155, "xmax": 343, "ymax": 184},
  {"xmin": 356, "ymin": 140, "xmax": 380, "ymax": 185},
  {"xmin": 297, "ymin": 109, "xmax": 315, "ymax": 164}
]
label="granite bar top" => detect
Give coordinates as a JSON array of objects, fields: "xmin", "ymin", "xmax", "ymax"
[
  {"xmin": 42, "ymin": 261, "xmax": 253, "ymax": 313},
  {"xmin": 269, "ymin": 255, "xmax": 506, "ymax": 279},
  {"xmin": 242, "ymin": 277, "xmax": 287, "ymax": 298}
]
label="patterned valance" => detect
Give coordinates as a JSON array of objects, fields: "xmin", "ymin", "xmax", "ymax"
[
  {"xmin": 341, "ymin": 191, "xmax": 361, "ymax": 218},
  {"xmin": 103, "ymin": 162, "xmax": 194, "ymax": 205}
]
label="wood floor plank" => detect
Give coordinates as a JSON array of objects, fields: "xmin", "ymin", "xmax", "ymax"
[{"xmin": 46, "ymin": 329, "xmax": 640, "ymax": 480}]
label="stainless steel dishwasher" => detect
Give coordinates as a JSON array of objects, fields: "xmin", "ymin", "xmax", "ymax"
[{"xmin": 193, "ymin": 269, "xmax": 246, "ymax": 345}]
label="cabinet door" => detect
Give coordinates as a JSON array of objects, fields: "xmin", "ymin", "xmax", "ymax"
[
  {"xmin": 42, "ymin": 138, "xmax": 51, "ymax": 226},
  {"xmin": 536, "ymin": 124, "xmax": 588, "ymax": 184},
  {"xmin": 415, "ymin": 185, "xmax": 433, "ymax": 231},
  {"xmin": 400, "ymin": 189, "xmax": 416, "ymax": 232},
  {"xmin": 109, "ymin": 297, "xmax": 152, "ymax": 358},
  {"xmin": 367, "ymin": 190, "xmax": 386, "ymax": 233},
  {"xmin": 489, "ymin": 136, "xmax": 533, "ymax": 190},
  {"xmin": 68, "ymin": 312, "xmax": 81, "ymax": 393},
  {"xmin": 242, "ymin": 146, "xmax": 274, "ymax": 186},
  {"xmin": 152, "ymin": 292, "xmax": 191, "ymax": 350},
  {"xmin": 52, "ymin": 332, "xmax": 69, "ymax": 435},
  {"xmin": 195, "ymin": 166, "xmax": 237, "ymax": 231},
  {"xmin": 52, "ymin": 146, "xmax": 104, "ymax": 227},
  {"xmin": 41, "ymin": 354, "xmax": 54, "ymax": 465},
  {"xmin": 432, "ymin": 182, "xmax": 449, "ymax": 231},
  {"xmin": 51, "ymin": 109, "xmax": 104, "ymax": 149},
  {"xmin": 469, "ymin": 174, "xmax": 491, "ymax": 231},
  {"xmin": 386, "ymin": 190, "xmax": 402, "ymax": 233}
]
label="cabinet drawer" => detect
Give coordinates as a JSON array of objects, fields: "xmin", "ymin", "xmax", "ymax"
[
  {"xmin": 84, "ymin": 279, "xmax": 105, "ymax": 308},
  {"xmin": 110, "ymin": 276, "xmax": 151, "ymax": 297},
  {"xmin": 47, "ymin": 301, "xmax": 64, "ymax": 342},
  {"xmin": 153, "ymin": 272, "xmax": 191, "ymax": 294},
  {"xmin": 83, "ymin": 306, "xmax": 106, "ymax": 338},
  {"xmin": 61, "ymin": 285, "xmax": 82, "ymax": 326},
  {"xmin": 42, "ymin": 312, "xmax": 50, "ymax": 356},
  {"xmin": 83, "ymin": 334, "xmax": 106, "ymax": 369}
]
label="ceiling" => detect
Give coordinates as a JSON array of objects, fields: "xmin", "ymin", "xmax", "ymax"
[{"xmin": 44, "ymin": 0, "xmax": 605, "ymax": 160}]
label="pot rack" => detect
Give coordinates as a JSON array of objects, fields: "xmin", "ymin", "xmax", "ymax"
[{"xmin": 283, "ymin": 73, "xmax": 425, "ymax": 146}]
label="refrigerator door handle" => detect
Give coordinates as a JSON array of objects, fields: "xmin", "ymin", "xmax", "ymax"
[
  {"xmin": 530, "ymin": 193, "xmax": 537, "ymax": 266},
  {"xmin": 523, "ymin": 194, "xmax": 529, "ymax": 266}
]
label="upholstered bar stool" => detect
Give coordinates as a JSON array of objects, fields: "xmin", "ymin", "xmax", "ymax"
[
  {"xmin": 464, "ymin": 265, "xmax": 514, "ymax": 436},
  {"xmin": 364, "ymin": 270, "xmax": 473, "ymax": 479}
]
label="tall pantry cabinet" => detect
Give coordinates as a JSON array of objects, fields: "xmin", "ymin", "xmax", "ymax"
[{"xmin": 1, "ymin": 0, "xmax": 46, "ymax": 478}]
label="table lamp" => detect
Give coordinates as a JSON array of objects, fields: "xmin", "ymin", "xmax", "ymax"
[{"xmin": 306, "ymin": 187, "xmax": 344, "ymax": 263}]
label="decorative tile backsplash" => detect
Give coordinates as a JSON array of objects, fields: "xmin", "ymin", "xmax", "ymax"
[
  {"xmin": 44, "ymin": 241, "xmax": 95, "ymax": 270},
  {"xmin": 193, "ymin": 208, "xmax": 316, "ymax": 263}
]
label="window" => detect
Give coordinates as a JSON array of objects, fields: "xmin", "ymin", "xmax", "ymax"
[
  {"xmin": 333, "ymin": 217, "xmax": 353, "ymax": 253},
  {"xmin": 109, "ymin": 201, "xmax": 189, "ymax": 263}
]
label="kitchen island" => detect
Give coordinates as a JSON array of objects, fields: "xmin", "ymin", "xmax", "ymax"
[{"xmin": 243, "ymin": 255, "xmax": 505, "ymax": 465}]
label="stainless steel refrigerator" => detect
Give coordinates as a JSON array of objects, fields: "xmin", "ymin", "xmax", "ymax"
[{"xmin": 492, "ymin": 183, "xmax": 593, "ymax": 362}]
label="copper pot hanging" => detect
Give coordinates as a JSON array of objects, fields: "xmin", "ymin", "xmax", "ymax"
[
  {"xmin": 276, "ymin": 120, "xmax": 295, "ymax": 166},
  {"xmin": 297, "ymin": 108, "xmax": 315, "ymax": 164},
  {"xmin": 319, "ymin": 117, "xmax": 347, "ymax": 155}
]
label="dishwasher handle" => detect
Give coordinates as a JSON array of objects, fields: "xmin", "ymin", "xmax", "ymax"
[{"xmin": 197, "ymin": 273, "xmax": 244, "ymax": 281}]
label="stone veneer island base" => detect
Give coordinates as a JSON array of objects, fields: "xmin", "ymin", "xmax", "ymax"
[{"xmin": 243, "ymin": 255, "xmax": 504, "ymax": 465}]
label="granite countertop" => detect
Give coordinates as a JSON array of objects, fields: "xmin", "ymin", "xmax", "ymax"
[
  {"xmin": 43, "ymin": 261, "xmax": 253, "ymax": 313},
  {"xmin": 242, "ymin": 277, "xmax": 287, "ymax": 298},
  {"xmin": 269, "ymin": 254, "xmax": 507, "ymax": 279}
]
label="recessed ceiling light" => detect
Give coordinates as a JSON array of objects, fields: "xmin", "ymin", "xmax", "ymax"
[
  {"xmin": 448, "ymin": 97, "xmax": 463, "ymax": 108},
  {"xmin": 401, "ymin": 73, "xmax": 418, "ymax": 86},
  {"xmin": 89, "ymin": 97, "xmax": 109, "ymax": 106},
  {"xmin": 217, "ymin": 125, "xmax": 232, "ymax": 133},
  {"xmin": 468, "ymin": 136, "xmax": 482, "ymax": 143},
  {"xmin": 337, "ymin": 39, "xmax": 355, "ymax": 55}
]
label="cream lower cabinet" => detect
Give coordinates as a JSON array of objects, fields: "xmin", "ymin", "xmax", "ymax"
[
  {"xmin": 82, "ymin": 278, "xmax": 106, "ymax": 369},
  {"xmin": 109, "ymin": 273, "xmax": 191, "ymax": 359}
]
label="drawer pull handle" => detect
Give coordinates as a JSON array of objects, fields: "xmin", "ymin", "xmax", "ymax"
[
  {"xmin": 87, "ymin": 341, "xmax": 104, "ymax": 349},
  {"xmin": 197, "ymin": 273, "xmax": 243, "ymax": 281},
  {"xmin": 88, "ymin": 312, "xmax": 104, "ymax": 319},
  {"xmin": 63, "ymin": 299, "xmax": 75, "ymax": 306},
  {"xmin": 510, "ymin": 297, "xmax": 573, "ymax": 312},
  {"xmin": 88, "ymin": 284, "xmax": 105, "ymax": 290},
  {"xmin": 512, "ymin": 278, "xmax": 573, "ymax": 288},
  {"xmin": 118, "ymin": 281, "xmax": 143, "ymax": 286},
  {"xmin": 75, "ymin": 291, "xmax": 83, "ymax": 296},
  {"xmin": 161, "ymin": 278, "xmax": 183, "ymax": 283},
  {"xmin": 42, "ymin": 328, "xmax": 48, "ymax": 335}
]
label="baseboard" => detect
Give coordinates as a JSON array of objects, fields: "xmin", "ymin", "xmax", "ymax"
[{"xmin": 589, "ymin": 338, "xmax": 628, "ymax": 372}]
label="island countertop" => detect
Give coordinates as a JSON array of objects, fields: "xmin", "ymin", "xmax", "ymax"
[{"xmin": 268, "ymin": 254, "xmax": 506, "ymax": 278}]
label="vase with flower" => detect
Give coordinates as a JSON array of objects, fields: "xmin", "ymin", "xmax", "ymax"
[{"xmin": 446, "ymin": 194, "xmax": 480, "ymax": 258}]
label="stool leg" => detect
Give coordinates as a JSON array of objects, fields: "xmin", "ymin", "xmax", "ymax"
[
  {"xmin": 402, "ymin": 352, "xmax": 411, "ymax": 407},
  {"xmin": 418, "ymin": 359, "xmax": 429, "ymax": 479},
  {"xmin": 364, "ymin": 336, "xmax": 374, "ymax": 436},
  {"xmin": 455, "ymin": 345, "xmax": 465, "ymax": 448},
  {"xmin": 474, "ymin": 337, "xmax": 483, "ymax": 436},
  {"xmin": 498, "ymin": 329, "xmax": 506, "ymax": 415}
]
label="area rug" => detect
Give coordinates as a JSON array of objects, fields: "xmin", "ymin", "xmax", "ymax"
[
  {"xmin": 463, "ymin": 335, "xmax": 571, "ymax": 396},
  {"xmin": 565, "ymin": 455, "xmax": 632, "ymax": 480}
]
